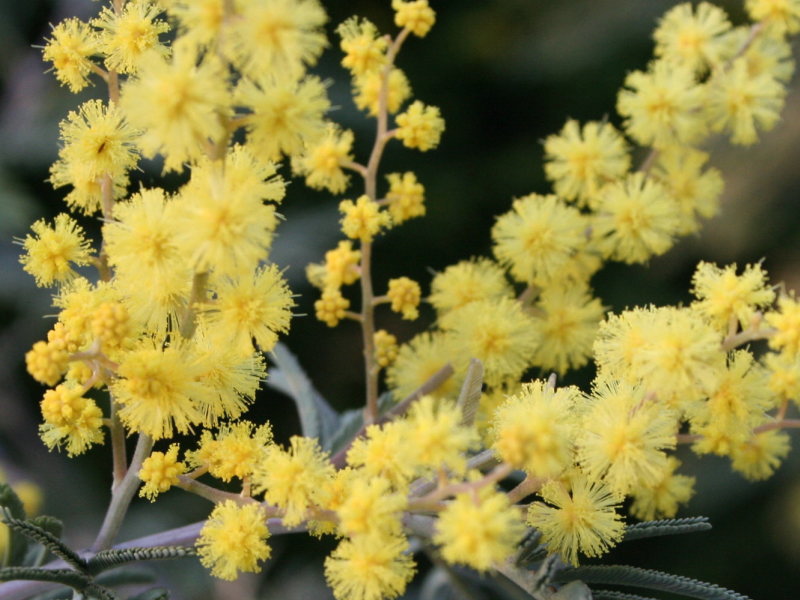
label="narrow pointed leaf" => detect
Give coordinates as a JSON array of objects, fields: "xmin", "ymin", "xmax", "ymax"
[
  {"xmin": 0, "ymin": 566, "xmax": 89, "ymax": 589},
  {"xmin": 1, "ymin": 515, "xmax": 86, "ymax": 573},
  {"xmin": 457, "ymin": 358, "xmax": 483, "ymax": 427},
  {"xmin": 88, "ymin": 546, "xmax": 196, "ymax": 575},
  {"xmin": 622, "ymin": 517, "xmax": 711, "ymax": 542}
]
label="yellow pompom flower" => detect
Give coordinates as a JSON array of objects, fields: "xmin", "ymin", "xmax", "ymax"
[
  {"xmin": 543, "ymin": 120, "xmax": 630, "ymax": 208},
  {"xmin": 529, "ymin": 283, "xmax": 606, "ymax": 375},
  {"xmin": 594, "ymin": 172, "xmax": 681, "ymax": 264},
  {"xmin": 238, "ymin": 74, "xmax": 330, "ymax": 162},
  {"xmin": 578, "ymin": 380, "xmax": 678, "ymax": 497},
  {"xmin": 104, "ymin": 188, "xmax": 190, "ymax": 331},
  {"xmin": 26, "ymin": 340, "xmax": 68, "ymax": 388},
  {"xmin": 354, "ymin": 68, "xmax": 412, "ymax": 116},
  {"xmin": 745, "ymin": 0, "xmax": 800, "ymax": 33},
  {"xmin": 315, "ymin": 287, "xmax": 350, "ymax": 327},
  {"xmin": 394, "ymin": 101, "xmax": 445, "ymax": 151},
  {"xmin": 385, "ymin": 171, "xmax": 425, "ymax": 224},
  {"xmin": 737, "ymin": 26, "xmax": 795, "ymax": 82},
  {"xmin": 387, "ymin": 277, "xmax": 421, "ymax": 320},
  {"xmin": 323, "ymin": 241, "xmax": 362, "ymax": 289},
  {"xmin": 629, "ymin": 456, "xmax": 695, "ymax": 520},
  {"xmin": 730, "ymin": 430, "xmax": 791, "ymax": 480},
  {"xmin": 204, "ymin": 265, "xmax": 294, "ymax": 354},
  {"xmin": 93, "ymin": 0, "xmax": 170, "ymax": 74},
  {"xmin": 651, "ymin": 148, "xmax": 724, "ymax": 235},
  {"xmin": 337, "ymin": 476, "xmax": 406, "ymax": 537},
  {"xmin": 491, "ymin": 193, "xmax": 587, "ymax": 286},
  {"xmin": 691, "ymin": 261, "xmax": 775, "ymax": 331},
  {"xmin": 90, "ymin": 301, "xmax": 135, "ymax": 355},
  {"xmin": 434, "ymin": 485, "xmax": 525, "ymax": 571},
  {"xmin": 594, "ymin": 306, "xmax": 656, "ymax": 384},
  {"xmin": 705, "ymin": 58, "xmax": 785, "ymax": 146},
  {"xmin": 492, "ymin": 381, "xmax": 580, "ymax": 478},
  {"xmin": 385, "ymin": 331, "xmax": 460, "ymax": 400},
  {"xmin": 392, "ymin": 0, "xmax": 436, "ymax": 37},
  {"xmin": 197, "ymin": 500, "xmax": 271, "ymax": 581},
  {"xmin": 374, "ymin": 330, "xmax": 399, "ymax": 368},
  {"xmin": 429, "ymin": 258, "xmax": 512, "ymax": 324},
  {"xmin": 120, "ymin": 41, "xmax": 229, "ymax": 172},
  {"xmin": 19, "ymin": 214, "xmax": 92, "ymax": 287},
  {"xmin": 765, "ymin": 294, "xmax": 800, "ymax": 357},
  {"xmin": 41, "ymin": 18, "xmax": 99, "ymax": 93},
  {"xmin": 165, "ymin": 0, "xmax": 225, "ymax": 48},
  {"xmin": 617, "ymin": 59, "xmax": 707, "ymax": 148},
  {"xmin": 295, "ymin": 123, "xmax": 354, "ymax": 194},
  {"xmin": 254, "ymin": 436, "xmax": 334, "ymax": 527},
  {"xmin": 49, "ymin": 160, "xmax": 130, "ymax": 218},
  {"xmin": 112, "ymin": 341, "xmax": 204, "ymax": 439},
  {"xmin": 226, "ymin": 0, "xmax": 327, "ymax": 79},
  {"xmin": 190, "ymin": 421, "xmax": 272, "ymax": 482},
  {"xmin": 340, "ymin": 195, "xmax": 392, "ymax": 242},
  {"xmin": 527, "ymin": 476, "xmax": 624, "ymax": 566},
  {"xmin": 337, "ymin": 17, "xmax": 387, "ymax": 77},
  {"xmin": 404, "ymin": 396, "xmax": 478, "ymax": 475},
  {"xmin": 39, "ymin": 384, "xmax": 104, "ymax": 456},
  {"xmin": 444, "ymin": 297, "xmax": 538, "ymax": 387},
  {"xmin": 138, "ymin": 444, "xmax": 185, "ymax": 501},
  {"xmin": 325, "ymin": 533, "xmax": 415, "ymax": 600},
  {"xmin": 653, "ymin": 2, "xmax": 732, "ymax": 73},
  {"xmin": 764, "ymin": 351, "xmax": 800, "ymax": 403},
  {"xmin": 346, "ymin": 422, "xmax": 416, "ymax": 489}
]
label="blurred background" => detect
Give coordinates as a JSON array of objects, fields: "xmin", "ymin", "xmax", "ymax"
[{"xmin": 1, "ymin": 0, "xmax": 800, "ymax": 598}]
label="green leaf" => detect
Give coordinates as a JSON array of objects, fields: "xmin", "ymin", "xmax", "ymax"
[
  {"xmin": 622, "ymin": 517, "xmax": 711, "ymax": 543},
  {"xmin": 0, "ymin": 566, "xmax": 89, "ymax": 589},
  {"xmin": 555, "ymin": 565, "xmax": 751, "ymax": 600},
  {"xmin": 457, "ymin": 358, "xmax": 483, "ymax": 427},
  {"xmin": 1, "ymin": 514, "xmax": 86, "ymax": 573},
  {"xmin": 88, "ymin": 546, "xmax": 196, "ymax": 575},
  {"xmin": 267, "ymin": 342, "xmax": 340, "ymax": 443},
  {"xmin": 590, "ymin": 591, "xmax": 660, "ymax": 600},
  {"xmin": 0, "ymin": 484, "xmax": 28, "ymax": 567}
]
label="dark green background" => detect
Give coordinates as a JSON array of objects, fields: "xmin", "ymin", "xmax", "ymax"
[{"xmin": 1, "ymin": 1, "xmax": 799, "ymax": 598}]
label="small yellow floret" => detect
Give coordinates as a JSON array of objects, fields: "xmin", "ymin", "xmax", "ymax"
[
  {"xmin": 653, "ymin": 2, "xmax": 732, "ymax": 73},
  {"xmin": 691, "ymin": 261, "xmax": 775, "ymax": 331},
  {"xmin": 730, "ymin": 430, "xmax": 791, "ymax": 480},
  {"xmin": 19, "ymin": 214, "xmax": 92, "ymax": 287},
  {"xmin": 39, "ymin": 384, "xmax": 104, "ymax": 456},
  {"xmin": 374, "ymin": 330, "xmax": 399, "ymax": 368},
  {"xmin": 324, "ymin": 241, "xmax": 362, "ymax": 289},
  {"xmin": 337, "ymin": 17, "xmax": 387, "ymax": 76},
  {"xmin": 629, "ymin": 456, "xmax": 695, "ymax": 520},
  {"xmin": 394, "ymin": 101, "xmax": 444, "ymax": 151},
  {"xmin": 385, "ymin": 172, "xmax": 425, "ymax": 224},
  {"xmin": 346, "ymin": 422, "xmax": 416, "ymax": 489},
  {"xmin": 337, "ymin": 476, "xmax": 406, "ymax": 537},
  {"xmin": 766, "ymin": 294, "xmax": 800, "ymax": 357},
  {"xmin": 197, "ymin": 500, "xmax": 271, "ymax": 581},
  {"xmin": 387, "ymin": 277, "xmax": 421, "ymax": 320},
  {"xmin": 404, "ymin": 396, "xmax": 478, "ymax": 475},
  {"xmin": 296, "ymin": 123, "xmax": 354, "ymax": 194},
  {"xmin": 42, "ymin": 18, "xmax": 99, "ymax": 93},
  {"xmin": 354, "ymin": 68, "xmax": 412, "ymax": 116},
  {"xmin": 138, "ymin": 444, "xmax": 185, "ymax": 501},
  {"xmin": 745, "ymin": 0, "xmax": 800, "ymax": 33},
  {"xmin": 340, "ymin": 195, "xmax": 391, "ymax": 242},
  {"xmin": 392, "ymin": 0, "xmax": 436, "ymax": 37},
  {"xmin": 315, "ymin": 287, "xmax": 350, "ymax": 327},
  {"xmin": 93, "ymin": 0, "xmax": 170, "ymax": 74}
]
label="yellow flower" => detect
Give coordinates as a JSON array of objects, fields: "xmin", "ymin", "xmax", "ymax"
[
  {"xmin": 492, "ymin": 381, "xmax": 580, "ymax": 478},
  {"xmin": 387, "ymin": 277, "xmax": 421, "ymax": 320},
  {"xmin": 527, "ymin": 476, "xmax": 624, "ymax": 566},
  {"xmin": 315, "ymin": 287, "xmax": 350, "ymax": 327},
  {"xmin": 385, "ymin": 331, "xmax": 459, "ymax": 400},
  {"xmin": 337, "ymin": 17, "xmax": 387, "ymax": 77},
  {"xmin": 444, "ymin": 297, "xmax": 538, "ymax": 387},
  {"xmin": 39, "ymin": 384, "xmax": 104, "ymax": 456},
  {"xmin": 346, "ymin": 422, "xmax": 416, "ymax": 489},
  {"xmin": 394, "ymin": 101, "xmax": 444, "ymax": 151},
  {"xmin": 385, "ymin": 171, "xmax": 425, "ymax": 224},
  {"xmin": 340, "ymin": 195, "xmax": 392, "ymax": 242},
  {"xmin": 764, "ymin": 350, "xmax": 800, "ymax": 404},
  {"xmin": 190, "ymin": 421, "xmax": 272, "ymax": 482},
  {"xmin": 138, "ymin": 444, "xmax": 185, "ymax": 501},
  {"xmin": 653, "ymin": 2, "xmax": 732, "ymax": 73},
  {"xmin": 354, "ymin": 68, "xmax": 412, "ymax": 116},
  {"xmin": 324, "ymin": 533, "xmax": 415, "ymax": 600},
  {"xmin": 543, "ymin": 119, "xmax": 630, "ymax": 208},
  {"xmin": 617, "ymin": 59, "xmax": 707, "ymax": 148},
  {"xmin": 321, "ymin": 241, "xmax": 362, "ymax": 289},
  {"xmin": 166, "ymin": 0, "xmax": 225, "ymax": 48},
  {"xmin": 491, "ymin": 193, "xmax": 587, "ymax": 286},
  {"xmin": 593, "ymin": 172, "xmax": 681, "ymax": 264},
  {"xmin": 374, "ymin": 329, "xmax": 399, "ymax": 368},
  {"xmin": 19, "ymin": 214, "xmax": 92, "ymax": 287},
  {"xmin": 392, "ymin": 0, "xmax": 436, "ymax": 37},
  {"xmin": 730, "ymin": 430, "xmax": 791, "ymax": 480},
  {"xmin": 404, "ymin": 396, "xmax": 478, "ymax": 475},
  {"xmin": 197, "ymin": 500, "xmax": 271, "ymax": 581},
  {"xmin": 629, "ymin": 456, "xmax": 695, "ymax": 520},
  {"xmin": 429, "ymin": 258, "xmax": 512, "ymax": 325},
  {"xmin": 705, "ymin": 58, "xmax": 785, "ymax": 146},
  {"xmin": 765, "ymin": 294, "xmax": 800, "ymax": 357},
  {"xmin": 337, "ymin": 476, "xmax": 406, "ymax": 537},
  {"xmin": 691, "ymin": 261, "xmax": 774, "ymax": 331},
  {"xmin": 578, "ymin": 380, "xmax": 678, "ymax": 497},
  {"xmin": 93, "ymin": 0, "xmax": 170, "ymax": 74},
  {"xmin": 434, "ymin": 485, "xmax": 525, "ymax": 571},
  {"xmin": 295, "ymin": 123, "xmax": 354, "ymax": 194},
  {"xmin": 41, "ymin": 18, "xmax": 99, "ymax": 93},
  {"xmin": 120, "ymin": 41, "xmax": 230, "ymax": 172},
  {"xmin": 254, "ymin": 436, "xmax": 334, "ymax": 527},
  {"xmin": 745, "ymin": 0, "xmax": 800, "ymax": 34}
]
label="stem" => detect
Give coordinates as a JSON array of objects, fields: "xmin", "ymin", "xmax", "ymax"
[
  {"xmin": 506, "ymin": 474, "xmax": 545, "ymax": 504},
  {"xmin": 108, "ymin": 396, "xmax": 127, "ymax": 488},
  {"xmin": 179, "ymin": 271, "xmax": 210, "ymax": 339},
  {"xmin": 721, "ymin": 326, "xmax": 774, "ymax": 352},
  {"xmin": 90, "ymin": 434, "xmax": 154, "ymax": 552}
]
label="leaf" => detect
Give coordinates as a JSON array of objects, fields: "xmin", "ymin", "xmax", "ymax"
[
  {"xmin": 555, "ymin": 565, "xmax": 751, "ymax": 600},
  {"xmin": 267, "ymin": 342, "xmax": 339, "ymax": 443},
  {"xmin": 88, "ymin": 546, "xmax": 196, "ymax": 575},
  {"xmin": 0, "ymin": 566, "xmax": 90, "ymax": 589},
  {"xmin": 0, "ymin": 484, "xmax": 28, "ymax": 567},
  {"xmin": 457, "ymin": 358, "xmax": 483, "ymax": 427},
  {"xmin": 590, "ymin": 591, "xmax": 660, "ymax": 600},
  {"xmin": 1, "ymin": 514, "xmax": 86, "ymax": 573},
  {"xmin": 622, "ymin": 517, "xmax": 711, "ymax": 543}
]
